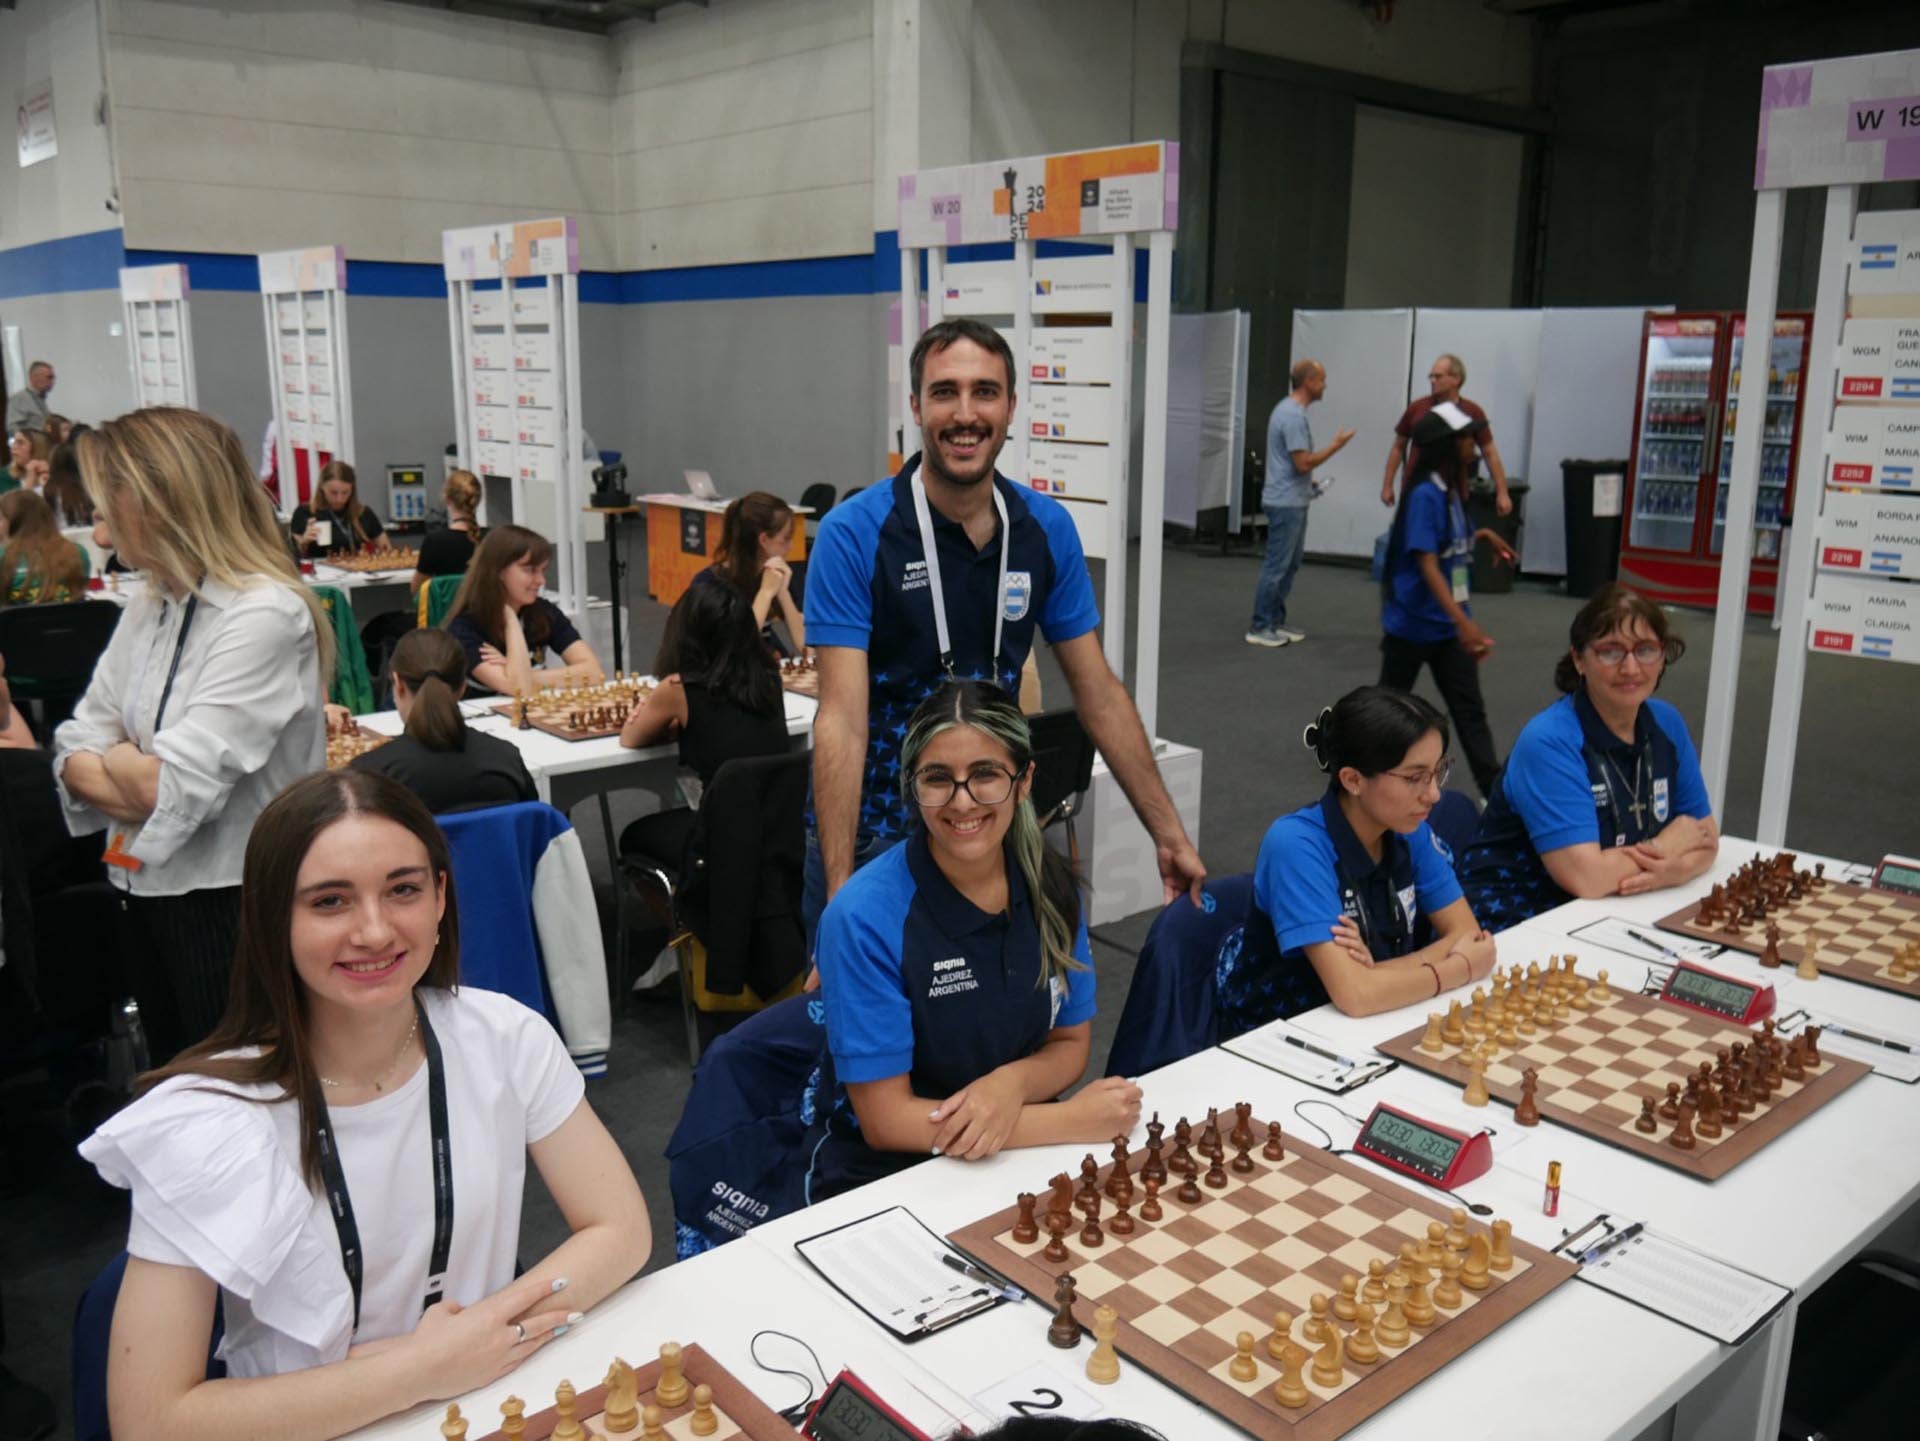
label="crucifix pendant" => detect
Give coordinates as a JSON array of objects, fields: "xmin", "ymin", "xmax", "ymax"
[{"xmin": 1626, "ymin": 794, "xmax": 1648, "ymax": 829}]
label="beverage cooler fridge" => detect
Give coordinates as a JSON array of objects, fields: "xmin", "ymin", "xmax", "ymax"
[{"xmin": 1619, "ymin": 310, "xmax": 1811, "ymax": 613}]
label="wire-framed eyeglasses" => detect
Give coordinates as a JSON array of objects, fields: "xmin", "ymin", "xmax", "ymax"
[
  {"xmin": 1385, "ymin": 758, "xmax": 1454, "ymax": 791},
  {"xmin": 1587, "ymin": 641, "xmax": 1666, "ymax": 668}
]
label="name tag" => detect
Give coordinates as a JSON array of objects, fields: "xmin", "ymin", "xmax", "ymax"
[{"xmin": 1450, "ymin": 561, "xmax": 1471, "ymax": 604}]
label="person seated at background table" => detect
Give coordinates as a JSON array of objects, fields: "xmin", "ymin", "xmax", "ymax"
[
  {"xmin": 1459, "ymin": 583, "xmax": 1717, "ymax": 929},
  {"xmin": 1, "ymin": 427, "xmax": 48, "ymax": 495},
  {"xmin": 292, "ymin": 460, "xmax": 385, "ymax": 558},
  {"xmin": 79, "ymin": 770, "xmax": 652, "ymax": 1440},
  {"xmin": 0, "ymin": 490, "xmax": 89, "ymax": 604},
  {"xmin": 43, "ymin": 440, "xmax": 94, "ymax": 528},
  {"xmin": 349, "ymin": 628, "xmax": 534, "ymax": 812},
  {"xmin": 616, "ymin": 575, "xmax": 790, "ymax": 864},
  {"xmin": 696, "ymin": 490, "xmax": 804, "ymax": 655},
  {"xmin": 45, "ymin": 413, "xmax": 70, "ymax": 447},
  {"xmin": 804, "ymin": 680, "xmax": 1141, "ymax": 1200},
  {"xmin": 445, "ymin": 524, "xmax": 602, "ymax": 697},
  {"xmin": 411, "ymin": 468, "xmax": 482, "ymax": 597},
  {"xmin": 1218, "ymin": 687, "xmax": 1496, "ymax": 1030}
]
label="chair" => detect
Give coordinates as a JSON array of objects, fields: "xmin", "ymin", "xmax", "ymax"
[
  {"xmin": 1428, "ymin": 787, "xmax": 1481, "ymax": 862},
  {"xmin": 437, "ymin": 802, "xmax": 612, "ymax": 1077},
  {"xmin": 797, "ymin": 483, "xmax": 836, "ymax": 541},
  {"xmin": 1026, "ymin": 707, "xmax": 1096, "ymax": 870},
  {"xmin": 310, "ymin": 585, "xmax": 374, "ymax": 715},
  {"xmin": 416, "ymin": 573, "xmax": 463, "ymax": 629},
  {"xmin": 619, "ymin": 752, "xmax": 810, "ymax": 1064},
  {"xmin": 0, "ymin": 600, "xmax": 121, "ymax": 732},
  {"xmin": 72, "ymin": 1251, "xmax": 224, "ymax": 1441},
  {"xmin": 1780, "ymin": 1250, "xmax": 1920, "ymax": 1439},
  {"xmin": 1104, "ymin": 874, "xmax": 1255, "ymax": 1078}
]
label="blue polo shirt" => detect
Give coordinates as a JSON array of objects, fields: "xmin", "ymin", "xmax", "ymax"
[
  {"xmin": 804, "ymin": 828, "xmax": 1096, "ymax": 1198},
  {"xmin": 805, "ymin": 456, "xmax": 1101, "ymax": 845},
  {"xmin": 1384, "ymin": 476, "xmax": 1472, "ymax": 644},
  {"xmin": 1460, "ymin": 691, "xmax": 1710, "ymax": 929},
  {"xmin": 1217, "ymin": 791, "xmax": 1462, "ymax": 1038}
]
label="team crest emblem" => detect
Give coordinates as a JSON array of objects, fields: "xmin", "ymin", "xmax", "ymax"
[
  {"xmin": 1003, "ymin": 570, "xmax": 1032, "ymax": 621},
  {"xmin": 1653, "ymin": 777, "xmax": 1671, "ymax": 822}
]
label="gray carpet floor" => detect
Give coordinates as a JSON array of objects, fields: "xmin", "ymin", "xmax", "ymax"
[{"xmin": 3, "ymin": 539, "xmax": 1908, "ymax": 1436}]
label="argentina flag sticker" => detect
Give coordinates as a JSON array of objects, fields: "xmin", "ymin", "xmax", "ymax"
[
  {"xmin": 1003, "ymin": 569, "xmax": 1032, "ymax": 621},
  {"xmin": 1653, "ymin": 776, "xmax": 1670, "ymax": 822}
]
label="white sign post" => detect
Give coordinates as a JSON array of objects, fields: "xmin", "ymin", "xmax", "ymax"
[
  {"xmin": 441, "ymin": 217, "xmax": 587, "ymax": 619},
  {"xmin": 118, "ymin": 264, "xmax": 195, "ymax": 410},
  {"xmin": 258, "ymin": 245, "xmax": 353, "ymax": 520}
]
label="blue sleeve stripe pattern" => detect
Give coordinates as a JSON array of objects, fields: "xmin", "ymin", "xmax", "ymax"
[
  {"xmin": 804, "ymin": 484, "xmax": 891, "ymax": 650},
  {"xmin": 816, "ymin": 848, "xmax": 918, "ymax": 1084},
  {"xmin": 1023, "ymin": 487, "xmax": 1101, "ymax": 643}
]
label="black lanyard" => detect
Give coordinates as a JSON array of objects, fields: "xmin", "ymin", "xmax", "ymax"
[
  {"xmin": 152, "ymin": 595, "xmax": 198, "ymax": 730},
  {"xmin": 314, "ymin": 998, "xmax": 454, "ymax": 1334}
]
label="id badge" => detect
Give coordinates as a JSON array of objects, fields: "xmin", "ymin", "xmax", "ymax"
[{"xmin": 1450, "ymin": 561, "xmax": 1471, "ymax": 603}]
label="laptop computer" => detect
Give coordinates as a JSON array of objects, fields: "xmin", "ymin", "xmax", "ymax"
[{"xmin": 683, "ymin": 468, "xmax": 719, "ymax": 501}]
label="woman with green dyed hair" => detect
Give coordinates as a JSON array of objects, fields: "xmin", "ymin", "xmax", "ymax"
[{"xmin": 803, "ymin": 681, "xmax": 1142, "ymax": 1200}]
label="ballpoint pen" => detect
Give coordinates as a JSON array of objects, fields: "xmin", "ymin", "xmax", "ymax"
[
  {"xmin": 1283, "ymin": 1032, "xmax": 1359, "ymax": 1069},
  {"xmin": 1818, "ymin": 1021, "xmax": 1914, "ymax": 1054},
  {"xmin": 940, "ymin": 1251, "xmax": 1024, "ymax": 1302},
  {"xmin": 1625, "ymin": 926, "xmax": 1691, "ymax": 965},
  {"xmin": 1580, "ymin": 1221, "xmax": 1645, "ymax": 1265}
]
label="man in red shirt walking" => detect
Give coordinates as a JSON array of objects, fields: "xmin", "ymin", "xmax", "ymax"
[{"xmin": 1380, "ymin": 353, "xmax": 1513, "ymax": 514}]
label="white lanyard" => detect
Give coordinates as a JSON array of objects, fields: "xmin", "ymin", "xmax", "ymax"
[{"xmin": 910, "ymin": 466, "xmax": 1010, "ymax": 680}]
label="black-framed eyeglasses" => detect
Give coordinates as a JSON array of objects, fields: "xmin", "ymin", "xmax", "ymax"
[
  {"xmin": 1588, "ymin": 642, "xmax": 1665, "ymax": 668},
  {"xmin": 908, "ymin": 765, "xmax": 1018, "ymax": 808}
]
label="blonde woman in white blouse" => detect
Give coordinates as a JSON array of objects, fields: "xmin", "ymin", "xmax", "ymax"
[
  {"xmin": 84, "ymin": 771, "xmax": 652, "ymax": 1440},
  {"xmin": 55, "ymin": 408, "xmax": 334, "ymax": 1060}
]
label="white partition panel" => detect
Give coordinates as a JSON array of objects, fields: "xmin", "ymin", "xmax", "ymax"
[
  {"xmin": 258, "ymin": 245, "xmax": 352, "ymax": 519},
  {"xmin": 1287, "ymin": 308, "xmax": 1414, "ymax": 559},
  {"xmin": 1408, "ymin": 307, "xmax": 1545, "ymax": 489},
  {"xmin": 119, "ymin": 264, "xmax": 195, "ymax": 409}
]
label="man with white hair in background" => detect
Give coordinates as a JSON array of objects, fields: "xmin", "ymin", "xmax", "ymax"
[
  {"xmin": 5, "ymin": 360, "xmax": 54, "ymax": 434},
  {"xmin": 1380, "ymin": 353, "xmax": 1513, "ymax": 515}
]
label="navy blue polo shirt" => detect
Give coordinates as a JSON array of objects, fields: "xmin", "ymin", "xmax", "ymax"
[
  {"xmin": 805, "ymin": 456, "xmax": 1101, "ymax": 845},
  {"xmin": 1218, "ymin": 791, "xmax": 1462, "ymax": 1037},
  {"xmin": 1460, "ymin": 691, "xmax": 1710, "ymax": 929},
  {"xmin": 1384, "ymin": 476, "xmax": 1473, "ymax": 644}
]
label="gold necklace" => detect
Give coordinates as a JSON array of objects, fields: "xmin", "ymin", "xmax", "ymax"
[{"xmin": 317, "ymin": 1014, "xmax": 420, "ymax": 1092}]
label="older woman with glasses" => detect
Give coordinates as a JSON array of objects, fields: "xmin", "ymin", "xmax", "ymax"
[
  {"xmin": 1217, "ymin": 686, "xmax": 1495, "ymax": 1031},
  {"xmin": 1460, "ymin": 584, "xmax": 1718, "ymax": 929}
]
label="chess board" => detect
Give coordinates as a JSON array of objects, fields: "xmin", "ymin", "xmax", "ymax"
[
  {"xmin": 1657, "ymin": 872, "xmax": 1920, "ymax": 1000},
  {"xmin": 1378, "ymin": 984, "xmax": 1869, "ymax": 1181},
  {"xmin": 777, "ymin": 660, "xmax": 818, "ymax": 698},
  {"xmin": 470, "ymin": 1343, "xmax": 794, "ymax": 1440},
  {"xmin": 950, "ymin": 1111, "xmax": 1574, "ymax": 1441},
  {"xmin": 324, "ymin": 725, "xmax": 391, "ymax": 770},
  {"xmin": 492, "ymin": 681, "xmax": 655, "ymax": 742},
  {"xmin": 323, "ymin": 547, "xmax": 419, "ymax": 574}
]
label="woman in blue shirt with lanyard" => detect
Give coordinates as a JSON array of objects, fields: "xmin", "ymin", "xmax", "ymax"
[
  {"xmin": 807, "ymin": 680, "xmax": 1141, "ymax": 1199},
  {"xmin": 1219, "ymin": 687, "xmax": 1496, "ymax": 1033},
  {"xmin": 1378, "ymin": 404, "xmax": 1515, "ymax": 798},
  {"xmin": 82, "ymin": 770, "xmax": 651, "ymax": 1441},
  {"xmin": 1460, "ymin": 584, "xmax": 1718, "ymax": 929}
]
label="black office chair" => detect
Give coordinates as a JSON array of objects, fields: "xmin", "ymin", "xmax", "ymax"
[
  {"xmin": 1027, "ymin": 707, "xmax": 1097, "ymax": 870},
  {"xmin": 1779, "ymin": 1250, "xmax": 1920, "ymax": 1439},
  {"xmin": 798, "ymin": 483, "xmax": 836, "ymax": 530},
  {"xmin": 0, "ymin": 601, "xmax": 121, "ymax": 735}
]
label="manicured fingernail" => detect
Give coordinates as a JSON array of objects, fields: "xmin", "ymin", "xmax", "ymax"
[
  {"xmin": 551, "ymin": 1278, "xmax": 569, "ymax": 1293},
  {"xmin": 551, "ymin": 1324, "xmax": 570, "ymax": 1337},
  {"xmin": 930, "ymin": 1146, "xmax": 942, "ymax": 1156},
  {"xmin": 566, "ymin": 1311, "xmax": 585, "ymax": 1324}
]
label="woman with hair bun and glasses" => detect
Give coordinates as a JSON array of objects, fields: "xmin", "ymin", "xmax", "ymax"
[
  {"xmin": 805, "ymin": 680, "xmax": 1141, "ymax": 1200},
  {"xmin": 1460, "ymin": 583, "xmax": 1717, "ymax": 930},
  {"xmin": 348, "ymin": 628, "xmax": 534, "ymax": 813},
  {"xmin": 1218, "ymin": 686, "xmax": 1494, "ymax": 1032}
]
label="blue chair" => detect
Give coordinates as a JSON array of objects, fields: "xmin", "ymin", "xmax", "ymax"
[
  {"xmin": 1104, "ymin": 875, "xmax": 1255, "ymax": 1078},
  {"xmin": 1428, "ymin": 787, "xmax": 1481, "ymax": 862},
  {"xmin": 72, "ymin": 1252, "xmax": 224, "ymax": 1441}
]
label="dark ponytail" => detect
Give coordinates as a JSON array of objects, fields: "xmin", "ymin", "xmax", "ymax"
[
  {"xmin": 1304, "ymin": 686, "xmax": 1449, "ymax": 778},
  {"xmin": 391, "ymin": 627, "xmax": 469, "ymax": 752}
]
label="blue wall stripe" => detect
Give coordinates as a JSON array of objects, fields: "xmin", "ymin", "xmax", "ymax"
[{"xmin": 9, "ymin": 227, "xmax": 1155, "ymax": 306}]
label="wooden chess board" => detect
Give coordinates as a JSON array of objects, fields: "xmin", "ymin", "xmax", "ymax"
[
  {"xmin": 1656, "ymin": 858, "xmax": 1920, "ymax": 999},
  {"xmin": 323, "ymin": 547, "xmax": 419, "ymax": 574},
  {"xmin": 1377, "ymin": 971, "xmax": 1868, "ymax": 1181},
  {"xmin": 470, "ymin": 1343, "xmax": 794, "ymax": 1440},
  {"xmin": 950, "ymin": 1110, "xmax": 1574, "ymax": 1441},
  {"xmin": 491, "ymin": 681, "xmax": 655, "ymax": 742},
  {"xmin": 777, "ymin": 659, "xmax": 818, "ymax": 698},
  {"xmin": 324, "ymin": 725, "xmax": 391, "ymax": 770}
]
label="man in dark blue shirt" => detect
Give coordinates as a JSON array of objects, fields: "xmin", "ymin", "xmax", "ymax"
[{"xmin": 804, "ymin": 319, "xmax": 1205, "ymax": 939}]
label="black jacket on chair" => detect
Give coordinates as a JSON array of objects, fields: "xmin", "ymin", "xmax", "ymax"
[{"xmin": 676, "ymin": 751, "xmax": 809, "ymax": 1001}]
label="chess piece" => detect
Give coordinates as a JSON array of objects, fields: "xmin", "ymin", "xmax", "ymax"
[
  {"xmin": 1515, "ymin": 1066, "xmax": 1541, "ymax": 1126},
  {"xmin": 1200, "ymin": 1107, "xmax": 1222, "ymax": 1159},
  {"xmin": 1273, "ymin": 1344, "xmax": 1311, "ymax": 1408},
  {"xmin": 1230, "ymin": 1331, "xmax": 1259, "ymax": 1382},
  {"xmin": 1085, "ymin": 1305, "xmax": 1121, "ymax": 1385},
  {"xmin": 1420, "ymin": 1012, "xmax": 1446, "ymax": 1053},
  {"xmin": 1140, "ymin": 1176, "xmax": 1163, "ymax": 1222},
  {"xmin": 1570, "ymin": 976, "xmax": 1592, "ymax": 1012},
  {"xmin": 1461, "ymin": 1234, "xmax": 1491, "ymax": 1291},
  {"xmin": 1804, "ymin": 1025, "xmax": 1823, "ymax": 1067},
  {"xmin": 1435, "ymin": 1250, "xmax": 1463, "ymax": 1308},
  {"xmin": 1442, "ymin": 999, "xmax": 1466, "ymax": 1045},
  {"xmin": 1783, "ymin": 1037, "xmax": 1807, "ymax": 1083},
  {"xmin": 1636, "ymin": 1095, "xmax": 1658, "ymax": 1133},
  {"xmin": 499, "ymin": 1397, "xmax": 527, "ymax": 1440},
  {"xmin": 1078, "ymin": 1154, "xmax": 1101, "ymax": 1203},
  {"xmin": 1593, "ymin": 968, "xmax": 1612, "ymax": 1002},
  {"xmin": 1463, "ymin": 1052, "xmax": 1490, "ymax": 1107},
  {"xmin": 1264, "ymin": 1121, "xmax": 1284, "ymax": 1161},
  {"xmin": 1404, "ymin": 1270, "xmax": 1436, "ymax": 1327},
  {"xmin": 602, "ymin": 1359, "xmax": 640, "ymax": 1433},
  {"xmin": 1177, "ymin": 1170, "xmax": 1203, "ymax": 1204},
  {"xmin": 1490, "ymin": 1218, "xmax": 1513, "ymax": 1272},
  {"xmin": 1311, "ymin": 1330, "xmax": 1345, "ymax": 1388},
  {"xmin": 1013, "ymin": 1192, "xmax": 1039, "ymax": 1244},
  {"xmin": 441, "ymin": 1403, "xmax": 468, "ymax": 1441},
  {"xmin": 1669, "ymin": 1102, "xmax": 1697, "ymax": 1151},
  {"xmin": 1304, "ymin": 1293, "xmax": 1331, "ymax": 1342},
  {"xmin": 1231, "ymin": 1101, "xmax": 1255, "ymax": 1151},
  {"xmin": 1377, "ymin": 1284, "xmax": 1412, "ymax": 1347},
  {"xmin": 1109, "ymin": 1191, "xmax": 1135, "ymax": 1236},
  {"xmin": 1267, "ymin": 1308, "xmax": 1294, "ymax": 1360},
  {"xmin": 1231, "ymin": 1138, "xmax": 1255, "ymax": 1174},
  {"xmin": 655, "ymin": 1342, "xmax": 688, "ymax": 1408},
  {"xmin": 1760, "ymin": 923, "xmax": 1782, "ymax": 969},
  {"xmin": 1334, "ymin": 1274, "xmax": 1359, "ymax": 1322},
  {"xmin": 1796, "ymin": 942, "xmax": 1821, "ymax": 982},
  {"xmin": 1516, "ymin": 1003, "xmax": 1538, "ymax": 1037},
  {"xmin": 1079, "ymin": 1191, "xmax": 1104, "ymax": 1248},
  {"xmin": 551, "ymin": 1381, "xmax": 585, "ymax": 1441},
  {"xmin": 1143, "ymin": 1114, "xmax": 1167, "ymax": 1185},
  {"xmin": 1364, "ymin": 1259, "xmax": 1388, "ymax": 1304},
  {"xmin": 1204, "ymin": 1150, "xmax": 1229, "ymax": 1190},
  {"xmin": 689, "ymin": 1385, "xmax": 717, "ymax": 1437},
  {"xmin": 1660, "ymin": 1082, "xmax": 1682, "ymax": 1121},
  {"xmin": 1348, "ymin": 1303, "xmax": 1380, "ymax": 1364},
  {"xmin": 1105, "ymin": 1138, "xmax": 1133, "ymax": 1200},
  {"xmin": 1169, "ymin": 1124, "xmax": 1196, "ymax": 1178},
  {"xmin": 1695, "ymin": 1086, "xmax": 1724, "ymax": 1139},
  {"xmin": 1048, "ymin": 1273, "xmax": 1081, "ymax": 1348},
  {"xmin": 640, "ymin": 1406, "xmax": 664, "ymax": 1441},
  {"xmin": 1421, "ymin": 1223, "xmax": 1446, "ymax": 1267}
]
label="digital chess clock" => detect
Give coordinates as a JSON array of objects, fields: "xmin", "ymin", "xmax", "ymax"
[
  {"xmin": 1658, "ymin": 961, "xmax": 1776, "ymax": 1026},
  {"xmin": 1872, "ymin": 854, "xmax": 1920, "ymax": 898},
  {"xmin": 1353, "ymin": 1102, "xmax": 1493, "ymax": 1191},
  {"xmin": 802, "ymin": 1370, "xmax": 942, "ymax": 1441}
]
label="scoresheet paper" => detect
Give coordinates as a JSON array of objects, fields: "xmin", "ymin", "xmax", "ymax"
[
  {"xmin": 1220, "ymin": 1016, "xmax": 1395, "ymax": 1093},
  {"xmin": 795, "ymin": 1206, "xmax": 1008, "ymax": 1340},
  {"xmin": 1568, "ymin": 1228, "xmax": 1789, "ymax": 1346}
]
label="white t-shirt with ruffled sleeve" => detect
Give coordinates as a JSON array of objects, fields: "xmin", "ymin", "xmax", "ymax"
[{"xmin": 80, "ymin": 987, "xmax": 584, "ymax": 1379}]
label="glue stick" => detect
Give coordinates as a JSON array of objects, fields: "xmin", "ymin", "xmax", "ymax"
[{"xmin": 1543, "ymin": 1160, "xmax": 1562, "ymax": 1217}]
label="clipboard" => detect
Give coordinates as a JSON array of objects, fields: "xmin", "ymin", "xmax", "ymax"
[
  {"xmin": 1219, "ymin": 1017, "xmax": 1395, "ymax": 1094},
  {"xmin": 794, "ymin": 1205, "xmax": 1015, "ymax": 1342},
  {"xmin": 1552, "ymin": 1215, "xmax": 1790, "ymax": 1347}
]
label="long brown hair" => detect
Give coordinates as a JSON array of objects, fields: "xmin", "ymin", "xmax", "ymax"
[
  {"xmin": 42, "ymin": 441, "xmax": 92, "ymax": 525},
  {"xmin": 139, "ymin": 771, "xmax": 462, "ymax": 1187},
  {"xmin": 317, "ymin": 460, "xmax": 370, "ymax": 546},
  {"xmin": 711, "ymin": 491, "xmax": 793, "ymax": 595},
  {"xmin": 391, "ymin": 627, "xmax": 468, "ymax": 751},
  {"xmin": 443, "ymin": 468, "xmax": 481, "ymax": 525},
  {"xmin": 0, "ymin": 490, "xmax": 86, "ymax": 602},
  {"xmin": 446, "ymin": 524, "xmax": 553, "ymax": 652},
  {"xmin": 1555, "ymin": 583, "xmax": 1686, "ymax": 693}
]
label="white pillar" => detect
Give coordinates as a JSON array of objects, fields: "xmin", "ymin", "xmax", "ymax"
[{"xmin": 1135, "ymin": 230, "xmax": 1175, "ymax": 739}]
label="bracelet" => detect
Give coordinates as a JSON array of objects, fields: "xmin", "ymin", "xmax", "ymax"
[{"xmin": 1422, "ymin": 961, "xmax": 1442, "ymax": 997}]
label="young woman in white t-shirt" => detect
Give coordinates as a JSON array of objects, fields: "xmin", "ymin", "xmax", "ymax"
[{"xmin": 82, "ymin": 769, "xmax": 653, "ymax": 1440}]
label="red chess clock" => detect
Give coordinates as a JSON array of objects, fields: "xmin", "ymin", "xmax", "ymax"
[
  {"xmin": 802, "ymin": 1371, "xmax": 943, "ymax": 1441},
  {"xmin": 1658, "ymin": 961, "xmax": 1776, "ymax": 1026},
  {"xmin": 1353, "ymin": 1102, "xmax": 1493, "ymax": 1191}
]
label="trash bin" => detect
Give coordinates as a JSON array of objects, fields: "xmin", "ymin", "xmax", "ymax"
[
  {"xmin": 1467, "ymin": 477, "xmax": 1528, "ymax": 594},
  {"xmin": 1561, "ymin": 459, "xmax": 1628, "ymax": 599}
]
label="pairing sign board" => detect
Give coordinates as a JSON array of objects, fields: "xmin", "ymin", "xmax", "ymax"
[
  {"xmin": 259, "ymin": 244, "xmax": 353, "ymax": 514},
  {"xmin": 119, "ymin": 264, "xmax": 194, "ymax": 409},
  {"xmin": 1757, "ymin": 50, "xmax": 1920, "ymax": 189},
  {"xmin": 1816, "ymin": 487, "xmax": 1920, "ymax": 578},
  {"xmin": 898, "ymin": 142, "xmax": 1176, "ymax": 248}
]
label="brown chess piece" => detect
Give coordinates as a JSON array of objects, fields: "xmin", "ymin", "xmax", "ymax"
[
  {"xmin": 1204, "ymin": 1149, "xmax": 1229, "ymax": 1189},
  {"xmin": 1105, "ymin": 1139, "xmax": 1134, "ymax": 1201},
  {"xmin": 1140, "ymin": 1176, "xmax": 1163, "ymax": 1222},
  {"xmin": 1176, "ymin": 1171, "xmax": 1203, "ymax": 1204},
  {"xmin": 1230, "ymin": 1101, "xmax": 1255, "ymax": 1151},
  {"xmin": 1231, "ymin": 1138, "xmax": 1255, "ymax": 1174},
  {"xmin": 1079, "ymin": 1192, "xmax": 1105, "ymax": 1248},
  {"xmin": 1803, "ymin": 1025, "xmax": 1823, "ymax": 1067},
  {"xmin": 1109, "ymin": 1191, "xmax": 1135, "ymax": 1235},
  {"xmin": 1263, "ymin": 1120, "xmax": 1284, "ymax": 1161},
  {"xmin": 1760, "ymin": 923, "xmax": 1782, "ymax": 968},
  {"xmin": 1694, "ymin": 1085, "xmax": 1723, "ymax": 1139},
  {"xmin": 1668, "ymin": 1102, "xmax": 1697, "ymax": 1151},
  {"xmin": 1635, "ymin": 1096, "xmax": 1658, "ymax": 1133},
  {"xmin": 1077, "ymin": 1155, "xmax": 1100, "ymax": 1205},
  {"xmin": 1012, "ymin": 1192, "xmax": 1039, "ymax": 1244},
  {"xmin": 1142, "ymin": 1114, "xmax": 1167, "ymax": 1185},
  {"xmin": 1514, "ymin": 1066, "xmax": 1541, "ymax": 1126},
  {"xmin": 1048, "ymin": 1273, "xmax": 1081, "ymax": 1349},
  {"xmin": 1659, "ymin": 1081, "xmax": 1682, "ymax": 1120}
]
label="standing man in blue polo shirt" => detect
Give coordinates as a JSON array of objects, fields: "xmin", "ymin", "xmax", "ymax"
[{"xmin": 803, "ymin": 318, "xmax": 1206, "ymax": 940}]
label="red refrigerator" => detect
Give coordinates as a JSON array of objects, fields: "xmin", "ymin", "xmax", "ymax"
[{"xmin": 1619, "ymin": 310, "xmax": 1811, "ymax": 613}]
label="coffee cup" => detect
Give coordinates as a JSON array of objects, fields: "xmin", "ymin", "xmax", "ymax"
[{"xmin": 312, "ymin": 519, "xmax": 332, "ymax": 548}]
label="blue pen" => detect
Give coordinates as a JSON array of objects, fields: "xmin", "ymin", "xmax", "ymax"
[{"xmin": 1580, "ymin": 1221, "xmax": 1645, "ymax": 1265}]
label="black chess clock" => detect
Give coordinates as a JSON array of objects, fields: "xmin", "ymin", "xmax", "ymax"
[
  {"xmin": 1353, "ymin": 1102, "xmax": 1494, "ymax": 1190},
  {"xmin": 1658, "ymin": 961, "xmax": 1775, "ymax": 1025}
]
